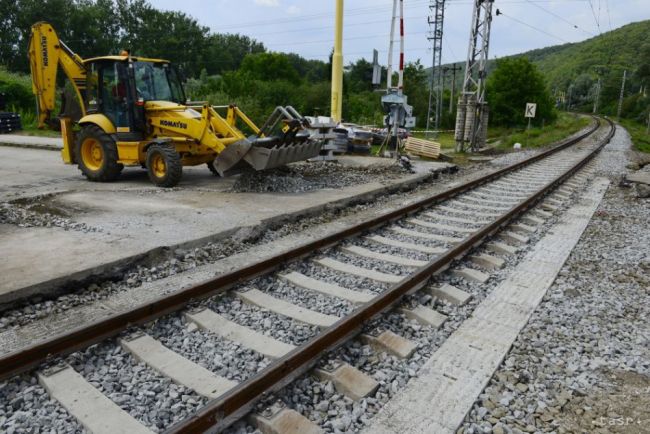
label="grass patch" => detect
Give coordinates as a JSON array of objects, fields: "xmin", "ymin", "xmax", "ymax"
[
  {"xmin": 491, "ymin": 112, "xmax": 591, "ymax": 150},
  {"xmin": 619, "ymin": 119, "xmax": 650, "ymax": 153}
]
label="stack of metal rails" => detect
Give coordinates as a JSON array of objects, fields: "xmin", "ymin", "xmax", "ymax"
[{"xmin": 0, "ymin": 93, "xmax": 22, "ymax": 134}]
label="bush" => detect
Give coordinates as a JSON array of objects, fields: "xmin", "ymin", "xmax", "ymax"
[
  {"xmin": 486, "ymin": 57, "xmax": 557, "ymax": 128},
  {"xmin": 0, "ymin": 67, "xmax": 33, "ymax": 112}
]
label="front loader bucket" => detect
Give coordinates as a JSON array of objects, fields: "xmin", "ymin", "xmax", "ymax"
[
  {"xmin": 243, "ymin": 139, "xmax": 322, "ymax": 171},
  {"xmin": 215, "ymin": 136, "xmax": 322, "ymax": 176}
]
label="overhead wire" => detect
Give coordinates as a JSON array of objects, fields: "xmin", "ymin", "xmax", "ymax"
[
  {"xmin": 586, "ymin": 0, "xmax": 603, "ymax": 34},
  {"xmin": 495, "ymin": 10, "xmax": 572, "ymax": 44},
  {"xmin": 524, "ymin": 0, "xmax": 595, "ymax": 36}
]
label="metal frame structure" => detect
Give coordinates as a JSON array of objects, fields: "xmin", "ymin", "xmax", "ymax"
[
  {"xmin": 455, "ymin": 0, "xmax": 494, "ymax": 152},
  {"xmin": 426, "ymin": 0, "xmax": 445, "ymax": 136}
]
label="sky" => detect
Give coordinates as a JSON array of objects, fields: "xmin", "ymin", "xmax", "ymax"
[{"xmin": 150, "ymin": 0, "xmax": 650, "ymax": 67}]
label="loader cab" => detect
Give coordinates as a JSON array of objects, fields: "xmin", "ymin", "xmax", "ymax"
[{"xmin": 84, "ymin": 56, "xmax": 185, "ymax": 139}]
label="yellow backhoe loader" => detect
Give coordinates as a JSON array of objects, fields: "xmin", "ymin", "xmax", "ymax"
[{"xmin": 28, "ymin": 22, "xmax": 321, "ymax": 187}]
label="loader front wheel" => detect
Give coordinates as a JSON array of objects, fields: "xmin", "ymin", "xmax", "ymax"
[
  {"xmin": 146, "ymin": 144, "xmax": 182, "ymax": 188},
  {"xmin": 75, "ymin": 125, "xmax": 123, "ymax": 182}
]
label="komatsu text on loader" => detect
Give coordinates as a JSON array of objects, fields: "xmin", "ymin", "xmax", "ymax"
[{"xmin": 28, "ymin": 22, "xmax": 322, "ymax": 187}]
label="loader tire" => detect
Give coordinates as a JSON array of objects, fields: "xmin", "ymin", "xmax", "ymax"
[
  {"xmin": 146, "ymin": 143, "xmax": 182, "ymax": 188},
  {"xmin": 75, "ymin": 125, "xmax": 123, "ymax": 182}
]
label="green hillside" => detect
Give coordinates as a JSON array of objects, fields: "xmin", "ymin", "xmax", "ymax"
[
  {"xmin": 433, "ymin": 20, "xmax": 650, "ymax": 123},
  {"xmin": 518, "ymin": 20, "xmax": 650, "ymax": 89}
]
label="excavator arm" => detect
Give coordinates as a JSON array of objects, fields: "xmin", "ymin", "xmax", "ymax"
[{"xmin": 28, "ymin": 22, "xmax": 87, "ymax": 128}]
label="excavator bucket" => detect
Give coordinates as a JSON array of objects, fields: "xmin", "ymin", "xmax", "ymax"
[
  {"xmin": 215, "ymin": 106, "xmax": 323, "ymax": 176},
  {"xmin": 214, "ymin": 134, "xmax": 322, "ymax": 176}
]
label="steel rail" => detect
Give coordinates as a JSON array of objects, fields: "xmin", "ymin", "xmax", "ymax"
[
  {"xmin": 165, "ymin": 118, "xmax": 615, "ymax": 433},
  {"xmin": 0, "ymin": 118, "xmax": 603, "ymax": 387}
]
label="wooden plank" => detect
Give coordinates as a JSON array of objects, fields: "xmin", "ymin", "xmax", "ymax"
[{"xmin": 405, "ymin": 137, "xmax": 441, "ymax": 159}]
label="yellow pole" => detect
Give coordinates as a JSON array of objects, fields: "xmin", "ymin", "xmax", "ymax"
[{"xmin": 331, "ymin": 0, "xmax": 344, "ymax": 122}]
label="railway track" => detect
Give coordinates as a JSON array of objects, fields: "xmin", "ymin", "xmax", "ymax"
[{"xmin": 0, "ymin": 117, "xmax": 615, "ymax": 434}]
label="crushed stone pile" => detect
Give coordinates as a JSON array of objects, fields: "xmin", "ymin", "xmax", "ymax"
[{"xmin": 231, "ymin": 161, "xmax": 411, "ymax": 194}]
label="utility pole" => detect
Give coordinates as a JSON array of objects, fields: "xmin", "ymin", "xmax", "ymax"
[
  {"xmin": 567, "ymin": 84, "xmax": 574, "ymax": 111},
  {"xmin": 455, "ymin": 0, "xmax": 494, "ymax": 152},
  {"xmin": 445, "ymin": 63, "xmax": 462, "ymax": 114},
  {"xmin": 330, "ymin": 0, "xmax": 344, "ymax": 122},
  {"xmin": 617, "ymin": 70, "xmax": 627, "ymax": 119},
  {"xmin": 426, "ymin": 0, "xmax": 445, "ymax": 137},
  {"xmin": 593, "ymin": 77, "xmax": 601, "ymax": 114}
]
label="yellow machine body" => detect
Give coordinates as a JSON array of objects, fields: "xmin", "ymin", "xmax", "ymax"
[{"xmin": 27, "ymin": 22, "xmax": 321, "ymax": 187}]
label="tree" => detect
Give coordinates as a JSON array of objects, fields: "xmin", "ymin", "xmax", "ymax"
[
  {"xmin": 403, "ymin": 60, "xmax": 429, "ymax": 128},
  {"xmin": 239, "ymin": 52, "xmax": 300, "ymax": 83},
  {"xmin": 203, "ymin": 34, "xmax": 265, "ymax": 76},
  {"xmin": 486, "ymin": 57, "xmax": 556, "ymax": 127},
  {"xmin": 347, "ymin": 58, "xmax": 374, "ymax": 93}
]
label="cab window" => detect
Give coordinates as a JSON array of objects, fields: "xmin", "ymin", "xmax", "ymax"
[{"xmin": 134, "ymin": 61, "xmax": 185, "ymax": 103}]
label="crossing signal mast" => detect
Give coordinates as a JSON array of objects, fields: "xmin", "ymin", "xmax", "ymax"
[
  {"xmin": 455, "ymin": 0, "xmax": 494, "ymax": 152},
  {"xmin": 380, "ymin": 0, "xmax": 416, "ymax": 157},
  {"xmin": 426, "ymin": 0, "xmax": 446, "ymax": 137}
]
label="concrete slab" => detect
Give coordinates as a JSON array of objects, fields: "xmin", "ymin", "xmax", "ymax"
[
  {"xmin": 500, "ymin": 231, "xmax": 530, "ymax": 245},
  {"xmin": 407, "ymin": 218, "xmax": 475, "ymax": 234},
  {"xmin": 397, "ymin": 305, "xmax": 447, "ymax": 329},
  {"xmin": 315, "ymin": 362, "xmax": 379, "ymax": 400},
  {"xmin": 279, "ymin": 272, "xmax": 374, "ymax": 305},
  {"xmin": 553, "ymin": 192, "xmax": 571, "ymax": 201},
  {"xmin": 314, "ymin": 257, "xmax": 403, "ymax": 284},
  {"xmin": 426, "ymin": 284, "xmax": 472, "ymax": 306},
  {"xmin": 521, "ymin": 215, "xmax": 544, "ymax": 226},
  {"xmin": 341, "ymin": 245, "xmax": 427, "ymax": 267},
  {"xmin": 485, "ymin": 242, "xmax": 518, "ymax": 256},
  {"xmin": 0, "ymin": 134, "xmax": 63, "ymax": 150},
  {"xmin": 361, "ymin": 330, "xmax": 417, "ymax": 359},
  {"xmin": 120, "ymin": 333, "xmax": 236, "ymax": 398},
  {"xmin": 38, "ymin": 365, "xmax": 153, "ymax": 434},
  {"xmin": 0, "ymin": 144, "xmax": 455, "ymax": 307},
  {"xmin": 362, "ymin": 177, "xmax": 609, "ymax": 434},
  {"xmin": 251, "ymin": 407, "xmax": 323, "ymax": 434},
  {"xmin": 366, "ymin": 235, "xmax": 445, "ymax": 255},
  {"xmin": 541, "ymin": 202, "xmax": 560, "ymax": 212},
  {"xmin": 510, "ymin": 223, "xmax": 537, "ymax": 234},
  {"xmin": 452, "ymin": 267, "xmax": 490, "ymax": 284},
  {"xmin": 185, "ymin": 308, "xmax": 295, "ymax": 359},
  {"xmin": 436, "ymin": 205, "xmax": 496, "ymax": 218},
  {"xmin": 389, "ymin": 226, "xmax": 463, "ymax": 244},
  {"xmin": 449, "ymin": 201, "xmax": 505, "ymax": 212},
  {"xmin": 236, "ymin": 288, "xmax": 338, "ymax": 328},
  {"xmin": 461, "ymin": 196, "xmax": 512, "ymax": 209},
  {"xmin": 422, "ymin": 212, "xmax": 484, "ymax": 226},
  {"xmin": 469, "ymin": 254, "xmax": 505, "ymax": 270},
  {"xmin": 533, "ymin": 209, "xmax": 553, "ymax": 218}
]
